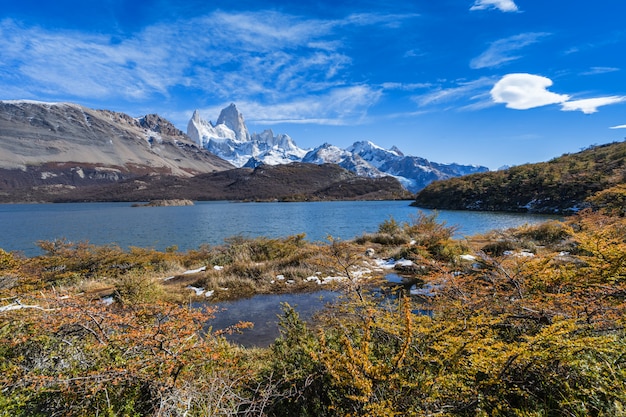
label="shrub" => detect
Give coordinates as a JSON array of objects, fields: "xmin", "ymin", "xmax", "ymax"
[
  {"xmin": 481, "ymin": 239, "xmax": 520, "ymax": 256},
  {"xmin": 378, "ymin": 216, "xmax": 402, "ymax": 235},
  {"xmin": 114, "ymin": 271, "xmax": 164, "ymax": 305},
  {"xmin": 513, "ymin": 220, "xmax": 571, "ymax": 246}
]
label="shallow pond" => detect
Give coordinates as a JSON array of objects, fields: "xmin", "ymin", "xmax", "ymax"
[
  {"xmin": 200, "ymin": 290, "xmax": 340, "ymax": 347},
  {"xmin": 200, "ymin": 272, "xmax": 433, "ymax": 347}
]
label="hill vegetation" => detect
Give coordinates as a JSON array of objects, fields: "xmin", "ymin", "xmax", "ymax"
[
  {"xmin": 0, "ymin": 163, "xmax": 412, "ymax": 203},
  {"xmin": 1, "ymin": 209, "xmax": 625, "ymax": 416},
  {"xmin": 413, "ymin": 140, "xmax": 626, "ymax": 214}
]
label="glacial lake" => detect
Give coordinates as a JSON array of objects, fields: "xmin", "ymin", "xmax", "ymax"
[
  {"xmin": 1, "ymin": 200, "xmax": 563, "ymax": 347},
  {"xmin": 0, "ymin": 200, "xmax": 561, "ymax": 256}
]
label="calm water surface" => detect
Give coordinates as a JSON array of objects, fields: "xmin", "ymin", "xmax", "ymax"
[
  {"xmin": 1, "ymin": 200, "xmax": 562, "ymax": 347},
  {"xmin": 201, "ymin": 291, "xmax": 340, "ymax": 347},
  {"xmin": 1, "ymin": 200, "xmax": 560, "ymax": 256}
]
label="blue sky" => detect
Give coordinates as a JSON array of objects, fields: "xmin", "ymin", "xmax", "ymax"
[{"xmin": 1, "ymin": 0, "xmax": 625, "ymax": 169}]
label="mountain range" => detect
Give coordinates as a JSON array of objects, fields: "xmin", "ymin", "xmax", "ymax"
[
  {"xmin": 187, "ymin": 104, "xmax": 489, "ymax": 192},
  {"xmin": 0, "ymin": 100, "xmax": 410, "ymax": 202}
]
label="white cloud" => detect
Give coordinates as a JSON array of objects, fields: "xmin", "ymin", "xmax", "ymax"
[
  {"xmin": 491, "ymin": 73, "xmax": 626, "ymax": 114},
  {"xmin": 490, "ymin": 73, "xmax": 569, "ymax": 110},
  {"xmin": 610, "ymin": 124, "xmax": 626, "ymax": 129},
  {"xmin": 470, "ymin": 32, "xmax": 549, "ymax": 69},
  {"xmin": 0, "ymin": 11, "xmax": 415, "ymax": 123},
  {"xmin": 561, "ymin": 96, "xmax": 626, "ymax": 114},
  {"xmin": 470, "ymin": 0, "xmax": 519, "ymax": 12}
]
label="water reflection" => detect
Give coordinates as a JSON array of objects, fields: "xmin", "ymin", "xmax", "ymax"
[
  {"xmin": 199, "ymin": 290, "xmax": 339, "ymax": 347},
  {"xmin": 200, "ymin": 275, "xmax": 436, "ymax": 347}
]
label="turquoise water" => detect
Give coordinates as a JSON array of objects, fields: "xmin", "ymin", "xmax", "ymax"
[{"xmin": 1, "ymin": 200, "xmax": 560, "ymax": 256}]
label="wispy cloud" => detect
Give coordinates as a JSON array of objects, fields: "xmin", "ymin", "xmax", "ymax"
[
  {"xmin": 610, "ymin": 124, "xmax": 626, "ymax": 129},
  {"xmin": 491, "ymin": 73, "xmax": 626, "ymax": 114},
  {"xmin": 470, "ymin": 32, "xmax": 550, "ymax": 69},
  {"xmin": 188, "ymin": 85, "xmax": 383, "ymax": 127},
  {"xmin": 0, "ymin": 11, "xmax": 417, "ymax": 123},
  {"xmin": 470, "ymin": 0, "xmax": 519, "ymax": 13},
  {"xmin": 580, "ymin": 66, "xmax": 620, "ymax": 76},
  {"xmin": 414, "ymin": 77, "xmax": 496, "ymax": 108},
  {"xmin": 381, "ymin": 82, "xmax": 431, "ymax": 91}
]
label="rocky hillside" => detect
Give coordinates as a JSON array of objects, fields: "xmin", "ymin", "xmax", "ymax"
[
  {"xmin": 0, "ymin": 100, "xmax": 233, "ymax": 184},
  {"xmin": 4, "ymin": 163, "xmax": 411, "ymax": 203},
  {"xmin": 413, "ymin": 141, "xmax": 626, "ymax": 214}
]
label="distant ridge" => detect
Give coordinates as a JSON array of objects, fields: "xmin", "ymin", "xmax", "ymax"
[{"xmin": 26, "ymin": 163, "xmax": 412, "ymax": 203}]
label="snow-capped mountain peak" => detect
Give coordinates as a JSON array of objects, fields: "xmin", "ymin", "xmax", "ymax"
[
  {"xmin": 347, "ymin": 140, "xmax": 403, "ymax": 169},
  {"xmin": 215, "ymin": 103, "xmax": 250, "ymax": 142},
  {"xmin": 187, "ymin": 105, "xmax": 308, "ymax": 168},
  {"xmin": 187, "ymin": 104, "xmax": 489, "ymax": 192},
  {"xmin": 303, "ymin": 143, "xmax": 385, "ymax": 178}
]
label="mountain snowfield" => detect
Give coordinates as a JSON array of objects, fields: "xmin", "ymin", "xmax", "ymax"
[
  {"xmin": 187, "ymin": 104, "xmax": 488, "ymax": 192},
  {"xmin": 187, "ymin": 104, "xmax": 307, "ymax": 168}
]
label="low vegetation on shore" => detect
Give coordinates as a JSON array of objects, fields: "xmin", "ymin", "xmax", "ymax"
[
  {"xmin": 1, "ymin": 209, "xmax": 625, "ymax": 416},
  {"xmin": 414, "ymin": 140, "xmax": 626, "ymax": 214}
]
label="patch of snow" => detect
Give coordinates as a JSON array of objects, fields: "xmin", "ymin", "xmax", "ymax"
[
  {"xmin": 187, "ymin": 286, "xmax": 205, "ymax": 296},
  {"xmin": 40, "ymin": 172, "xmax": 58, "ymax": 180},
  {"xmin": 396, "ymin": 259, "xmax": 414, "ymax": 267},
  {"xmin": 306, "ymin": 276, "xmax": 322, "ymax": 284},
  {"xmin": 374, "ymin": 258, "xmax": 398, "ymax": 269},
  {"xmin": 321, "ymin": 276, "xmax": 347, "ymax": 284},
  {"xmin": 183, "ymin": 266, "xmax": 207, "ymax": 275},
  {"xmin": 213, "ymin": 265, "xmax": 223, "ymax": 271},
  {"xmin": 101, "ymin": 296, "xmax": 114, "ymax": 306},
  {"xmin": 504, "ymin": 250, "xmax": 535, "ymax": 258},
  {"xmin": 205, "ymin": 290, "xmax": 215, "ymax": 298},
  {"xmin": 72, "ymin": 167, "xmax": 85, "ymax": 179},
  {"xmin": 459, "ymin": 254, "xmax": 476, "ymax": 261},
  {"xmin": 2, "ymin": 99, "xmax": 64, "ymax": 106}
]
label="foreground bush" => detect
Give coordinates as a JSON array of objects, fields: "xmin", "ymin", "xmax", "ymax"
[{"xmin": 1, "ymin": 210, "xmax": 626, "ymax": 416}]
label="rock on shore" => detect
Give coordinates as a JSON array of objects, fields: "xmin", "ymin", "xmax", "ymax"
[{"xmin": 132, "ymin": 199, "xmax": 194, "ymax": 207}]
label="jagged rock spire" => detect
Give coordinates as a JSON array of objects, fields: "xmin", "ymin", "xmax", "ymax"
[
  {"xmin": 191, "ymin": 109, "xmax": 202, "ymax": 123},
  {"xmin": 216, "ymin": 103, "xmax": 250, "ymax": 141}
]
